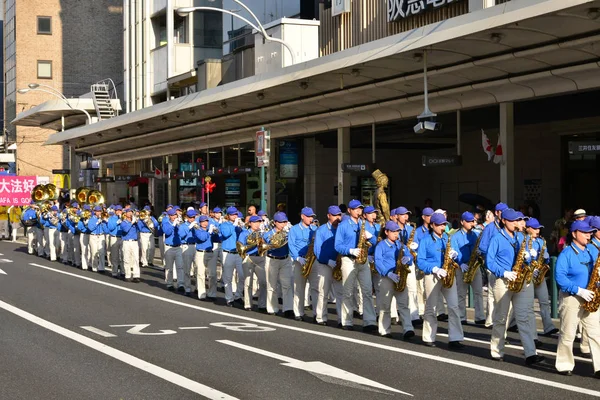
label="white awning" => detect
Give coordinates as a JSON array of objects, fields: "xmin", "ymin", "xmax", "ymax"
[{"xmin": 0, "ymin": 153, "xmax": 16, "ymax": 163}]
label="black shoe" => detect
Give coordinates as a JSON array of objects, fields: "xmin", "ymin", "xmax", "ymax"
[
  {"xmin": 244, "ymin": 308, "xmax": 251, "ymax": 311},
  {"xmin": 461, "ymin": 320, "xmax": 468, "ymax": 325},
  {"xmin": 492, "ymin": 356, "xmax": 504, "ymax": 362},
  {"xmin": 525, "ymin": 355, "xmax": 546, "ymax": 365},
  {"xmin": 403, "ymin": 331, "xmax": 415, "ymax": 340},
  {"xmin": 558, "ymin": 370, "xmax": 572, "ymax": 376},
  {"xmin": 474, "ymin": 319, "xmax": 486, "ymax": 325},
  {"xmin": 284, "ymin": 310, "xmax": 295, "ymax": 319},
  {"xmin": 226, "ymin": 302, "xmax": 233, "ymax": 307},
  {"xmin": 383, "ymin": 333, "xmax": 393, "ymax": 339},
  {"xmin": 316, "ymin": 321, "xmax": 327, "ymax": 326},
  {"xmin": 294, "ymin": 316, "xmax": 303, "ymax": 321},
  {"xmin": 507, "ymin": 325, "xmax": 519, "ymax": 333},
  {"xmin": 535, "ymin": 339, "xmax": 543, "ymax": 349},
  {"xmin": 148, "ymin": 263, "xmax": 154, "ymax": 267},
  {"xmin": 132, "ymin": 278, "xmax": 140, "ymax": 283},
  {"xmin": 234, "ymin": 298, "xmax": 244, "ymax": 306},
  {"xmin": 363, "ymin": 325, "xmax": 377, "ymax": 333},
  {"xmin": 437, "ymin": 314, "xmax": 448, "ymax": 322},
  {"xmin": 206, "ymin": 297, "xmax": 217, "ymax": 302},
  {"xmin": 353, "ymin": 311, "xmax": 363, "ymax": 319},
  {"xmin": 184, "ymin": 292, "xmax": 191, "ymax": 297},
  {"xmin": 423, "ymin": 341, "xmax": 436, "ymax": 347},
  {"xmin": 594, "ymin": 371, "xmax": 600, "ymax": 379},
  {"xmin": 167, "ymin": 286, "xmax": 175, "ymax": 291},
  {"xmin": 541, "ymin": 328, "xmax": 559, "ymax": 337},
  {"xmin": 177, "ymin": 286, "xmax": 185, "ymax": 293},
  {"xmin": 449, "ymin": 341, "xmax": 465, "ymax": 350},
  {"xmin": 258, "ymin": 308, "xmax": 268, "ymax": 313},
  {"xmin": 342, "ymin": 325, "xmax": 354, "ymax": 331},
  {"xmin": 411, "ymin": 319, "xmax": 423, "ymax": 326},
  {"xmin": 337, "ymin": 323, "xmax": 342, "ymax": 328},
  {"xmin": 124, "ymin": 278, "xmax": 132, "ymax": 282}
]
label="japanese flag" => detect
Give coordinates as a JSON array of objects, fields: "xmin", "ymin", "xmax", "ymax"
[
  {"xmin": 493, "ymin": 135, "xmax": 504, "ymax": 165},
  {"xmin": 481, "ymin": 129, "xmax": 494, "ymax": 161},
  {"xmin": 152, "ymin": 163, "xmax": 164, "ymax": 179}
]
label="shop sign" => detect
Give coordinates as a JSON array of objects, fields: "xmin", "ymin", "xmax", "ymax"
[
  {"xmin": 179, "ymin": 163, "xmax": 198, "ymax": 187},
  {"xmin": 341, "ymin": 163, "xmax": 373, "ymax": 174},
  {"xmin": 95, "ymin": 177, "xmax": 115, "ymax": 183},
  {"xmin": 421, "ymin": 155, "xmax": 462, "ymax": 167},
  {"xmin": 388, "ymin": 0, "xmax": 459, "ymax": 22},
  {"xmin": 115, "ymin": 175, "xmax": 136, "ymax": 182},
  {"xmin": 568, "ymin": 141, "xmax": 600, "ymax": 154},
  {"xmin": 332, "ymin": 0, "xmax": 351, "ymax": 16},
  {"xmin": 279, "ymin": 140, "xmax": 298, "ymax": 179},
  {"xmin": 52, "ymin": 169, "xmax": 70, "ymax": 174}
]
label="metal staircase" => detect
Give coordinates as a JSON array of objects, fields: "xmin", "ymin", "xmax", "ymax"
[{"xmin": 91, "ymin": 79, "xmax": 119, "ymax": 121}]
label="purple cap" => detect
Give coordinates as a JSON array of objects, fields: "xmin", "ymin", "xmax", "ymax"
[
  {"xmin": 198, "ymin": 215, "xmax": 209, "ymax": 222},
  {"xmin": 431, "ymin": 213, "xmax": 448, "ymax": 225},
  {"xmin": 114, "ymin": 205, "xmax": 123, "ymax": 211},
  {"xmin": 143, "ymin": 205, "xmax": 151, "ymax": 211},
  {"xmin": 364, "ymin": 206, "xmax": 377, "ymax": 214},
  {"xmin": 384, "ymin": 221, "xmax": 400, "ymax": 231},
  {"xmin": 348, "ymin": 199, "xmax": 363, "ymax": 209},
  {"xmin": 301, "ymin": 207, "xmax": 316, "ymax": 217},
  {"xmin": 198, "ymin": 202, "xmax": 207, "ymax": 208},
  {"xmin": 93, "ymin": 205, "xmax": 102, "ymax": 212},
  {"xmin": 167, "ymin": 209, "xmax": 177, "ymax": 216},
  {"xmin": 495, "ymin": 202, "xmax": 509, "ymax": 212},
  {"xmin": 226, "ymin": 206, "xmax": 238, "ymax": 215},
  {"xmin": 213, "ymin": 207, "xmax": 222, "ymax": 213},
  {"xmin": 173, "ymin": 205, "xmax": 181, "ymax": 211},
  {"xmin": 71, "ymin": 201, "xmax": 79, "ymax": 208},
  {"xmin": 571, "ymin": 221, "xmax": 595, "ymax": 233},
  {"xmin": 166, "ymin": 204, "xmax": 173, "ymax": 209},
  {"xmin": 461, "ymin": 211, "xmax": 475, "ymax": 222},
  {"xmin": 257, "ymin": 210, "xmax": 266, "ymax": 216},
  {"xmin": 50, "ymin": 205, "xmax": 59, "ymax": 211},
  {"xmin": 237, "ymin": 211, "xmax": 243, "ymax": 218},
  {"xmin": 186, "ymin": 209, "xmax": 197, "ymax": 218},
  {"xmin": 526, "ymin": 218, "xmax": 544, "ymax": 229},
  {"xmin": 589, "ymin": 217, "xmax": 600, "ymax": 230},
  {"xmin": 249, "ymin": 215, "xmax": 262, "ymax": 223},
  {"xmin": 273, "ymin": 212, "xmax": 288, "ymax": 222},
  {"xmin": 501, "ymin": 208, "xmax": 521, "ymax": 221},
  {"xmin": 328, "ymin": 205, "xmax": 342, "ymax": 215},
  {"xmin": 422, "ymin": 207, "xmax": 434, "ymax": 216},
  {"xmin": 124, "ymin": 207, "xmax": 133, "ymax": 213},
  {"xmin": 390, "ymin": 208, "xmax": 398, "ymax": 216},
  {"xmin": 396, "ymin": 206, "xmax": 411, "ymax": 215},
  {"xmin": 83, "ymin": 205, "xmax": 91, "ymax": 211}
]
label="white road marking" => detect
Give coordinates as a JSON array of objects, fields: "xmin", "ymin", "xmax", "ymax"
[
  {"xmin": 81, "ymin": 326, "xmax": 117, "ymax": 338},
  {"xmin": 0, "ymin": 268, "xmax": 6, "ymax": 275},
  {"xmin": 179, "ymin": 327, "xmax": 209, "ymax": 330},
  {"xmin": 27, "ymin": 262, "xmax": 600, "ymax": 398},
  {"xmin": 109, "ymin": 324, "xmax": 177, "ymax": 336},
  {"xmin": 217, "ymin": 339, "xmax": 411, "ymax": 396},
  {"xmin": 0, "ymin": 299, "xmax": 238, "ymax": 400},
  {"xmin": 0, "ymin": 258, "xmax": 13, "ymax": 263}
]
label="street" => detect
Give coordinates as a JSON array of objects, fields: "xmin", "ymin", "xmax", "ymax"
[{"xmin": 0, "ymin": 241, "xmax": 599, "ymax": 399}]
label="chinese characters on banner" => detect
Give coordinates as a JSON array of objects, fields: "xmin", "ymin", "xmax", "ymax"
[
  {"xmin": 388, "ymin": 0, "xmax": 457, "ymax": 21},
  {"xmin": 0, "ymin": 176, "xmax": 46, "ymax": 206}
]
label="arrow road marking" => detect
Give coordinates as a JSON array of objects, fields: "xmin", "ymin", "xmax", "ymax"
[
  {"xmin": 217, "ymin": 339, "xmax": 412, "ymax": 396},
  {"xmin": 81, "ymin": 326, "xmax": 117, "ymax": 338},
  {"xmin": 110, "ymin": 324, "xmax": 177, "ymax": 335},
  {"xmin": 0, "ymin": 268, "xmax": 6, "ymax": 275},
  {"xmin": 179, "ymin": 327, "xmax": 209, "ymax": 330},
  {"xmin": 0, "ymin": 258, "xmax": 12, "ymax": 263}
]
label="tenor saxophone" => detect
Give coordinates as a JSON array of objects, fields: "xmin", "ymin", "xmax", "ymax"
[
  {"xmin": 332, "ymin": 254, "xmax": 343, "ymax": 281},
  {"xmin": 355, "ymin": 220, "xmax": 372, "ymax": 265},
  {"xmin": 507, "ymin": 235, "xmax": 530, "ymax": 292},
  {"xmin": 582, "ymin": 252, "xmax": 600, "ymax": 313},
  {"xmin": 532, "ymin": 238, "xmax": 550, "ymax": 287},
  {"xmin": 441, "ymin": 239, "xmax": 459, "ymax": 288},
  {"xmin": 301, "ymin": 233, "xmax": 317, "ymax": 278},
  {"xmin": 464, "ymin": 233, "xmax": 484, "ymax": 284},
  {"xmin": 394, "ymin": 244, "xmax": 411, "ymax": 292}
]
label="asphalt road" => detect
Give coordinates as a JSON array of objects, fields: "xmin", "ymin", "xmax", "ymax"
[{"xmin": 0, "ymin": 241, "xmax": 599, "ymax": 399}]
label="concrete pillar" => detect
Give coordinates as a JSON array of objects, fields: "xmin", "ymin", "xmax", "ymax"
[
  {"xmin": 167, "ymin": 155, "xmax": 178, "ymax": 206},
  {"xmin": 304, "ymin": 137, "xmax": 317, "ymax": 209},
  {"xmin": 337, "ymin": 127, "xmax": 350, "ymax": 205},
  {"xmin": 266, "ymin": 139, "xmax": 276, "ymax": 216},
  {"xmin": 499, "ymin": 103, "xmax": 515, "ymax": 206}
]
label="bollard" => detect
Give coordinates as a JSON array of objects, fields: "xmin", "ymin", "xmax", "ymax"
[{"xmin": 550, "ymin": 256, "xmax": 558, "ymax": 319}]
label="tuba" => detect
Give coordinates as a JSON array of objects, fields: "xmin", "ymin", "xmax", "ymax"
[
  {"xmin": 355, "ymin": 220, "xmax": 372, "ymax": 265},
  {"xmin": 507, "ymin": 235, "xmax": 531, "ymax": 292},
  {"xmin": 237, "ymin": 231, "xmax": 262, "ymax": 259},
  {"xmin": 464, "ymin": 233, "xmax": 484, "ymax": 284},
  {"xmin": 532, "ymin": 238, "xmax": 550, "ymax": 287},
  {"xmin": 441, "ymin": 239, "xmax": 459, "ymax": 288},
  {"xmin": 582, "ymin": 251, "xmax": 600, "ymax": 313},
  {"xmin": 75, "ymin": 187, "xmax": 90, "ymax": 204},
  {"xmin": 87, "ymin": 190, "xmax": 105, "ymax": 206},
  {"xmin": 394, "ymin": 244, "xmax": 412, "ymax": 292}
]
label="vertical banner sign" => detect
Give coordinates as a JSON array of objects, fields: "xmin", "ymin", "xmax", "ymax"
[
  {"xmin": 279, "ymin": 140, "xmax": 298, "ymax": 178},
  {"xmin": 332, "ymin": 0, "xmax": 351, "ymax": 16}
]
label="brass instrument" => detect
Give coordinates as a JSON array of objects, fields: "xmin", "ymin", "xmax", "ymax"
[
  {"xmin": 139, "ymin": 210, "xmax": 155, "ymax": 233},
  {"xmin": 532, "ymin": 238, "xmax": 550, "ymax": 287},
  {"xmin": 464, "ymin": 233, "xmax": 484, "ymax": 284},
  {"xmin": 87, "ymin": 190, "xmax": 105, "ymax": 206},
  {"xmin": 441, "ymin": 239, "xmax": 460, "ymax": 289},
  {"xmin": 355, "ymin": 220, "xmax": 372, "ymax": 265},
  {"xmin": 236, "ymin": 231, "xmax": 262, "ymax": 259},
  {"xmin": 394, "ymin": 244, "xmax": 411, "ymax": 292},
  {"xmin": 582, "ymin": 251, "xmax": 600, "ymax": 313},
  {"xmin": 406, "ymin": 222, "xmax": 417, "ymax": 259},
  {"xmin": 31, "ymin": 184, "xmax": 58, "ymax": 203},
  {"xmin": 507, "ymin": 234, "xmax": 531, "ymax": 292},
  {"xmin": 75, "ymin": 187, "xmax": 90, "ymax": 204},
  {"xmin": 301, "ymin": 227, "xmax": 319, "ymax": 278},
  {"xmin": 258, "ymin": 229, "xmax": 288, "ymax": 257},
  {"xmin": 80, "ymin": 210, "xmax": 91, "ymax": 223},
  {"xmin": 332, "ymin": 254, "xmax": 343, "ymax": 281}
]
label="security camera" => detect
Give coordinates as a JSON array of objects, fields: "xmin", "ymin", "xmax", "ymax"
[{"xmin": 413, "ymin": 117, "xmax": 442, "ymax": 134}]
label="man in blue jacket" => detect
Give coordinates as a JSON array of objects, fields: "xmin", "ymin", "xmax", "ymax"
[{"xmin": 288, "ymin": 207, "xmax": 317, "ymax": 321}]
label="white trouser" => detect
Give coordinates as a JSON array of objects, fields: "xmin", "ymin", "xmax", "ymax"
[
  {"xmin": 89, "ymin": 234, "xmax": 106, "ymax": 272},
  {"xmin": 27, "ymin": 227, "xmax": 36, "ymax": 254},
  {"xmin": 422, "ymin": 274, "xmax": 464, "ymax": 343},
  {"xmin": 490, "ymin": 278, "xmax": 537, "ymax": 359},
  {"xmin": 293, "ymin": 260, "xmax": 319, "ymax": 317},
  {"xmin": 71, "ymin": 233, "xmax": 81, "ymax": 267},
  {"xmin": 0, "ymin": 220, "xmax": 8, "ymax": 239},
  {"xmin": 139, "ymin": 232, "xmax": 153, "ymax": 267},
  {"xmin": 315, "ymin": 262, "xmax": 336, "ymax": 323},
  {"xmin": 122, "ymin": 240, "xmax": 140, "ymax": 279},
  {"xmin": 80, "ymin": 234, "xmax": 91, "ymax": 270},
  {"xmin": 556, "ymin": 292, "xmax": 600, "ymax": 373},
  {"xmin": 243, "ymin": 255, "xmax": 267, "ymax": 309},
  {"xmin": 194, "ymin": 249, "xmax": 216, "ymax": 299},
  {"xmin": 341, "ymin": 256, "xmax": 376, "ymax": 327},
  {"xmin": 46, "ymin": 228, "xmax": 58, "ymax": 261},
  {"xmin": 486, "ymin": 270, "xmax": 496, "ymax": 327},
  {"xmin": 182, "ymin": 244, "xmax": 196, "ymax": 293},
  {"xmin": 60, "ymin": 232, "xmax": 71, "ymax": 263},
  {"xmin": 11, "ymin": 222, "xmax": 20, "ymax": 241},
  {"xmin": 164, "ymin": 245, "xmax": 183, "ymax": 287},
  {"xmin": 416, "ymin": 273, "xmax": 425, "ymax": 316},
  {"xmin": 222, "ymin": 251, "xmax": 243, "ymax": 302},
  {"xmin": 43, "ymin": 227, "xmax": 50, "ymax": 257},
  {"xmin": 406, "ymin": 264, "xmax": 420, "ymax": 320},
  {"xmin": 36, "ymin": 227, "xmax": 45, "ymax": 256},
  {"xmin": 158, "ymin": 235, "xmax": 165, "ymax": 266},
  {"xmin": 534, "ymin": 280, "xmax": 557, "ymax": 334},
  {"xmin": 231, "ymin": 251, "xmax": 244, "ymax": 298},
  {"xmin": 108, "ymin": 236, "xmax": 122, "ymax": 276},
  {"xmin": 265, "ymin": 256, "xmax": 293, "ymax": 314},
  {"xmin": 378, "ymin": 276, "xmax": 413, "ymax": 336},
  {"xmin": 456, "ymin": 267, "xmax": 485, "ymax": 322}
]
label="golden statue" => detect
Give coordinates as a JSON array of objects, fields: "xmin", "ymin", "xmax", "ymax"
[{"xmin": 372, "ymin": 169, "xmax": 390, "ymax": 225}]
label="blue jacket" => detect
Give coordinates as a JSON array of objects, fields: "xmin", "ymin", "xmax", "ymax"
[
  {"xmin": 314, "ymin": 222, "xmax": 338, "ymax": 265},
  {"xmin": 238, "ymin": 229, "xmax": 259, "ymax": 256},
  {"xmin": 486, "ymin": 229, "xmax": 528, "ymax": 278},
  {"xmin": 288, "ymin": 223, "xmax": 316, "ymax": 260},
  {"xmin": 365, "ymin": 221, "xmax": 380, "ymax": 255},
  {"xmin": 106, "ymin": 215, "xmax": 122, "ymax": 237},
  {"xmin": 87, "ymin": 216, "xmax": 105, "ymax": 235},
  {"xmin": 451, "ymin": 229, "xmax": 479, "ymax": 265},
  {"xmin": 178, "ymin": 221, "xmax": 198, "ymax": 245},
  {"xmin": 219, "ymin": 221, "xmax": 241, "ymax": 252},
  {"xmin": 334, "ymin": 218, "xmax": 376, "ymax": 256},
  {"xmin": 120, "ymin": 219, "xmax": 138, "ymax": 241},
  {"xmin": 399, "ymin": 223, "xmax": 414, "ymax": 246},
  {"xmin": 555, "ymin": 243, "xmax": 594, "ymax": 295},
  {"xmin": 414, "ymin": 224, "xmax": 429, "ymax": 244},
  {"xmin": 416, "ymin": 232, "xmax": 450, "ymax": 275},
  {"xmin": 194, "ymin": 227, "xmax": 213, "ymax": 251},
  {"xmin": 162, "ymin": 218, "xmax": 183, "ymax": 246},
  {"xmin": 263, "ymin": 228, "xmax": 289, "ymax": 257},
  {"xmin": 375, "ymin": 238, "xmax": 413, "ymax": 277},
  {"xmin": 479, "ymin": 220, "xmax": 502, "ymax": 257}
]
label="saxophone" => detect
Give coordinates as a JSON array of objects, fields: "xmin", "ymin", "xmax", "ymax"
[
  {"xmin": 441, "ymin": 239, "xmax": 460, "ymax": 288},
  {"xmin": 582, "ymin": 252, "xmax": 600, "ymax": 313},
  {"xmin": 394, "ymin": 244, "xmax": 411, "ymax": 292},
  {"xmin": 301, "ymin": 232, "xmax": 317, "ymax": 278},
  {"xmin": 507, "ymin": 234, "xmax": 530, "ymax": 292},
  {"xmin": 464, "ymin": 233, "xmax": 484, "ymax": 284},
  {"xmin": 332, "ymin": 254, "xmax": 343, "ymax": 281},
  {"xmin": 532, "ymin": 238, "xmax": 550, "ymax": 287},
  {"xmin": 406, "ymin": 223, "xmax": 417, "ymax": 259},
  {"xmin": 355, "ymin": 220, "xmax": 372, "ymax": 265}
]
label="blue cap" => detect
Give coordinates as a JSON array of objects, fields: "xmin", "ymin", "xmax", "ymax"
[
  {"xmin": 198, "ymin": 215, "xmax": 209, "ymax": 222},
  {"xmin": 213, "ymin": 207, "xmax": 222, "ymax": 213},
  {"xmin": 76, "ymin": 210, "xmax": 82, "ymax": 216},
  {"xmin": 273, "ymin": 211, "xmax": 288, "ymax": 222},
  {"xmin": 501, "ymin": 208, "xmax": 521, "ymax": 221},
  {"xmin": 249, "ymin": 215, "xmax": 262, "ymax": 223},
  {"xmin": 30, "ymin": 200, "xmax": 36, "ymax": 205},
  {"xmin": 173, "ymin": 205, "xmax": 181, "ymax": 211},
  {"xmin": 390, "ymin": 208, "xmax": 398, "ymax": 216},
  {"xmin": 431, "ymin": 213, "xmax": 448, "ymax": 225},
  {"xmin": 198, "ymin": 202, "xmax": 207, "ymax": 208},
  {"xmin": 257, "ymin": 210, "xmax": 266, "ymax": 216},
  {"xmin": 93, "ymin": 205, "xmax": 102, "ymax": 212},
  {"xmin": 495, "ymin": 202, "xmax": 509, "ymax": 212},
  {"xmin": 571, "ymin": 221, "xmax": 595, "ymax": 233},
  {"xmin": 124, "ymin": 207, "xmax": 133, "ymax": 213},
  {"xmin": 301, "ymin": 207, "xmax": 316, "ymax": 217},
  {"xmin": 515, "ymin": 211, "xmax": 526, "ymax": 220},
  {"xmin": 396, "ymin": 206, "xmax": 411, "ymax": 215},
  {"xmin": 364, "ymin": 206, "xmax": 377, "ymax": 214},
  {"xmin": 226, "ymin": 206, "xmax": 238, "ymax": 215},
  {"xmin": 186, "ymin": 209, "xmax": 197, "ymax": 217},
  {"xmin": 328, "ymin": 205, "xmax": 342, "ymax": 215},
  {"xmin": 348, "ymin": 199, "xmax": 363, "ymax": 209},
  {"xmin": 71, "ymin": 201, "xmax": 79, "ymax": 207},
  {"xmin": 114, "ymin": 205, "xmax": 122, "ymax": 211},
  {"xmin": 50, "ymin": 205, "xmax": 59, "ymax": 211},
  {"xmin": 166, "ymin": 204, "xmax": 173, "ymax": 209},
  {"xmin": 167, "ymin": 209, "xmax": 177, "ymax": 216},
  {"xmin": 237, "ymin": 211, "xmax": 243, "ymax": 218},
  {"xmin": 384, "ymin": 221, "xmax": 400, "ymax": 231},
  {"xmin": 143, "ymin": 205, "xmax": 151, "ymax": 211},
  {"xmin": 461, "ymin": 211, "xmax": 475, "ymax": 222},
  {"xmin": 526, "ymin": 218, "xmax": 544, "ymax": 229},
  {"xmin": 589, "ymin": 217, "xmax": 600, "ymax": 230},
  {"xmin": 83, "ymin": 204, "xmax": 91, "ymax": 211},
  {"xmin": 422, "ymin": 207, "xmax": 434, "ymax": 216}
]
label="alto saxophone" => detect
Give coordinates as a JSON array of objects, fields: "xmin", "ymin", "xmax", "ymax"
[
  {"xmin": 301, "ymin": 233, "xmax": 317, "ymax": 278},
  {"xmin": 332, "ymin": 254, "xmax": 343, "ymax": 281},
  {"xmin": 394, "ymin": 244, "xmax": 411, "ymax": 292},
  {"xmin": 355, "ymin": 220, "xmax": 372, "ymax": 265},
  {"xmin": 507, "ymin": 235, "xmax": 530, "ymax": 292},
  {"xmin": 464, "ymin": 233, "xmax": 484, "ymax": 284},
  {"xmin": 582, "ymin": 251, "xmax": 600, "ymax": 313},
  {"xmin": 441, "ymin": 239, "xmax": 459, "ymax": 288},
  {"xmin": 532, "ymin": 238, "xmax": 550, "ymax": 287}
]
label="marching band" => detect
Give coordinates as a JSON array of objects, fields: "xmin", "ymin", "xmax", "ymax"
[{"xmin": 17, "ymin": 183, "xmax": 600, "ymax": 379}]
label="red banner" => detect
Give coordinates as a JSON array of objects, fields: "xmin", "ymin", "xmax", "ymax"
[{"xmin": 0, "ymin": 176, "xmax": 42, "ymax": 206}]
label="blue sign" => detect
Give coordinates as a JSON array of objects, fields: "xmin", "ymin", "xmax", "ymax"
[
  {"xmin": 279, "ymin": 140, "xmax": 298, "ymax": 178},
  {"xmin": 179, "ymin": 163, "xmax": 198, "ymax": 187}
]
